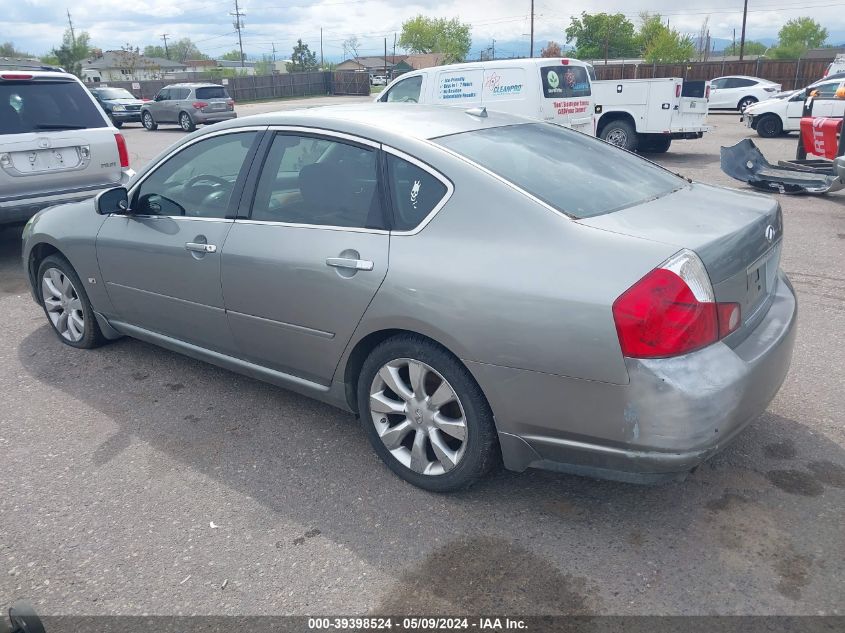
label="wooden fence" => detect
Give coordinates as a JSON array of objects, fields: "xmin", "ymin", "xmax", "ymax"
[
  {"xmin": 591, "ymin": 58, "xmax": 834, "ymax": 91},
  {"xmin": 97, "ymin": 71, "xmax": 371, "ymax": 101}
]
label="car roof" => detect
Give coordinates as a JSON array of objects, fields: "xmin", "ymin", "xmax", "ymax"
[
  {"xmin": 0, "ymin": 69, "xmax": 77, "ymax": 80},
  {"xmin": 213, "ymin": 103, "xmax": 533, "ymax": 141},
  {"xmin": 713, "ymin": 75, "xmax": 772, "ymax": 83},
  {"xmin": 164, "ymin": 82, "xmax": 224, "ymax": 88}
]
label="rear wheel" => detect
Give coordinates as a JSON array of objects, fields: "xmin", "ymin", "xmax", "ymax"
[
  {"xmin": 110, "ymin": 117, "xmax": 123, "ymax": 129},
  {"xmin": 179, "ymin": 112, "xmax": 196, "ymax": 132},
  {"xmin": 142, "ymin": 111, "xmax": 157, "ymax": 131},
  {"xmin": 756, "ymin": 114, "xmax": 783, "ymax": 138},
  {"xmin": 600, "ymin": 119, "xmax": 638, "ymax": 152},
  {"xmin": 37, "ymin": 254, "xmax": 105, "ymax": 349},
  {"xmin": 738, "ymin": 96, "xmax": 758, "ymax": 112},
  {"xmin": 639, "ymin": 135, "xmax": 672, "ymax": 153},
  {"xmin": 357, "ymin": 335, "xmax": 499, "ymax": 492}
]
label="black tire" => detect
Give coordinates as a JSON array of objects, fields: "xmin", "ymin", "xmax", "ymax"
[
  {"xmin": 8, "ymin": 601, "xmax": 45, "ymax": 633},
  {"xmin": 357, "ymin": 335, "xmax": 499, "ymax": 492},
  {"xmin": 142, "ymin": 111, "xmax": 157, "ymax": 131},
  {"xmin": 756, "ymin": 113, "xmax": 783, "ymax": 138},
  {"xmin": 639, "ymin": 135, "xmax": 672, "ymax": 153},
  {"xmin": 599, "ymin": 119, "xmax": 638, "ymax": 152},
  {"xmin": 179, "ymin": 112, "xmax": 196, "ymax": 132},
  {"xmin": 738, "ymin": 96, "xmax": 758, "ymax": 112},
  {"xmin": 111, "ymin": 117, "xmax": 123, "ymax": 129},
  {"xmin": 36, "ymin": 254, "xmax": 106, "ymax": 349}
]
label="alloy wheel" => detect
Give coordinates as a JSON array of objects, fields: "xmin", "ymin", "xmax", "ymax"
[
  {"xmin": 180, "ymin": 113, "xmax": 192, "ymax": 131},
  {"xmin": 41, "ymin": 267, "xmax": 84, "ymax": 342},
  {"xmin": 369, "ymin": 358, "xmax": 468, "ymax": 475},
  {"xmin": 606, "ymin": 128, "xmax": 628, "ymax": 147}
]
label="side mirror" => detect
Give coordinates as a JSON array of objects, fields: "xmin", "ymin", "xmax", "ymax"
[{"xmin": 95, "ymin": 187, "xmax": 129, "ymax": 215}]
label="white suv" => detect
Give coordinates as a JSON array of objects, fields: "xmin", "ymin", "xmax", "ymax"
[
  {"xmin": 0, "ymin": 65, "xmax": 134, "ymax": 225},
  {"xmin": 709, "ymin": 75, "xmax": 781, "ymax": 112}
]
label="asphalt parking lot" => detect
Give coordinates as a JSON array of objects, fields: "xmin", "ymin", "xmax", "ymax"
[{"xmin": 1, "ymin": 102, "xmax": 843, "ymax": 616}]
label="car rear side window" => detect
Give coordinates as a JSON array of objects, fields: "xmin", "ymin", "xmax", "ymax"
[
  {"xmin": 541, "ymin": 65, "xmax": 590, "ymax": 98},
  {"xmin": 251, "ymin": 134, "xmax": 385, "ymax": 229},
  {"xmin": 196, "ymin": 86, "xmax": 228, "ymax": 100},
  {"xmin": 435, "ymin": 123, "xmax": 684, "ymax": 219},
  {"xmin": 1, "ymin": 80, "xmax": 107, "ymax": 134},
  {"xmin": 386, "ymin": 154, "xmax": 449, "ymax": 231}
]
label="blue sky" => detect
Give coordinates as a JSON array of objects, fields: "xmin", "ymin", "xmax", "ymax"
[{"xmin": 2, "ymin": 0, "xmax": 843, "ymax": 60}]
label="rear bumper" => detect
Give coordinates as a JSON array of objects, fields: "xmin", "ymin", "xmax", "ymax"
[
  {"xmin": 0, "ymin": 169, "xmax": 134, "ymax": 225},
  {"xmin": 469, "ymin": 271, "xmax": 797, "ymax": 484},
  {"xmin": 669, "ymin": 131, "xmax": 705, "ymax": 139},
  {"xmin": 195, "ymin": 111, "xmax": 237, "ymax": 124}
]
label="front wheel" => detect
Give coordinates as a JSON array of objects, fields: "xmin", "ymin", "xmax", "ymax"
[
  {"xmin": 756, "ymin": 114, "xmax": 783, "ymax": 138},
  {"xmin": 600, "ymin": 120, "xmax": 638, "ymax": 152},
  {"xmin": 357, "ymin": 335, "xmax": 499, "ymax": 492},
  {"xmin": 37, "ymin": 254, "xmax": 105, "ymax": 349},
  {"xmin": 639, "ymin": 135, "xmax": 672, "ymax": 153},
  {"xmin": 179, "ymin": 112, "xmax": 196, "ymax": 132},
  {"xmin": 142, "ymin": 111, "xmax": 157, "ymax": 131},
  {"xmin": 110, "ymin": 117, "xmax": 123, "ymax": 129}
]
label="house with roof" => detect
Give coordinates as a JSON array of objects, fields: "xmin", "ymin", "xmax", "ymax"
[
  {"xmin": 81, "ymin": 51, "xmax": 187, "ymax": 83},
  {"xmin": 335, "ymin": 56, "xmax": 405, "ymax": 77},
  {"xmin": 392, "ymin": 53, "xmax": 447, "ymax": 76}
]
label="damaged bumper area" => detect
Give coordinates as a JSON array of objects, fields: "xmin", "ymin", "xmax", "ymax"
[
  {"xmin": 720, "ymin": 138, "xmax": 845, "ymax": 194},
  {"xmin": 470, "ymin": 272, "xmax": 798, "ymax": 484}
]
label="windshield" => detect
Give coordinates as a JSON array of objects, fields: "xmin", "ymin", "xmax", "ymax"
[
  {"xmin": 435, "ymin": 123, "xmax": 685, "ymax": 219},
  {"xmin": 95, "ymin": 88, "xmax": 136, "ymax": 100},
  {"xmin": 1, "ymin": 80, "xmax": 107, "ymax": 134}
]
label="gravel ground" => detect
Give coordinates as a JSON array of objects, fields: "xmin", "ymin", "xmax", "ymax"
[{"xmin": 0, "ymin": 105, "xmax": 843, "ymax": 617}]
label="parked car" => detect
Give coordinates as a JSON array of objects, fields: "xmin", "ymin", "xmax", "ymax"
[
  {"xmin": 709, "ymin": 76, "xmax": 781, "ymax": 111},
  {"xmin": 141, "ymin": 83, "xmax": 236, "ymax": 133},
  {"xmin": 0, "ymin": 69, "xmax": 133, "ymax": 226},
  {"xmin": 22, "ymin": 104, "xmax": 796, "ymax": 491},
  {"xmin": 744, "ymin": 77, "xmax": 845, "ymax": 137},
  {"xmin": 377, "ymin": 58, "xmax": 596, "ymax": 136},
  {"xmin": 591, "ymin": 76, "xmax": 710, "ymax": 152},
  {"xmin": 89, "ymin": 86, "xmax": 145, "ymax": 128},
  {"xmin": 371, "ymin": 75, "xmax": 387, "ymax": 86},
  {"xmin": 823, "ymin": 54, "xmax": 845, "ymax": 78}
]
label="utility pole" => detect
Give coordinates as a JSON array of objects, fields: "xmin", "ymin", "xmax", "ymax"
[
  {"xmin": 733, "ymin": 28, "xmax": 736, "ymax": 54},
  {"xmin": 739, "ymin": 0, "xmax": 749, "ymax": 60},
  {"xmin": 320, "ymin": 28, "xmax": 324, "ymax": 69},
  {"xmin": 392, "ymin": 32, "xmax": 396, "ymax": 65},
  {"xmin": 529, "ymin": 0, "xmax": 534, "ymax": 57},
  {"xmin": 231, "ymin": 0, "xmax": 246, "ymax": 67},
  {"xmin": 271, "ymin": 42, "xmax": 276, "ymax": 63},
  {"xmin": 384, "ymin": 37, "xmax": 388, "ymax": 77},
  {"xmin": 66, "ymin": 9, "xmax": 76, "ymax": 45},
  {"xmin": 161, "ymin": 33, "xmax": 170, "ymax": 59},
  {"xmin": 492, "ymin": 38, "xmax": 495, "ymax": 60}
]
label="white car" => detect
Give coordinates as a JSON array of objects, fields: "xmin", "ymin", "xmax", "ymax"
[
  {"xmin": 371, "ymin": 75, "xmax": 387, "ymax": 86},
  {"xmin": 743, "ymin": 77, "xmax": 845, "ymax": 137},
  {"xmin": 709, "ymin": 75, "xmax": 781, "ymax": 112},
  {"xmin": 824, "ymin": 54, "xmax": 845, "ymax": 78}
]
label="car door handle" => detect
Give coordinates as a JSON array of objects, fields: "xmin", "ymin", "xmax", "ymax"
[
  {"xmin": 185, "ymin": 242, "xmax": 217, "ymax": 253},
  {"xmin": 326, "ymin": 257, "xmax": 374, "ymax": 271}
]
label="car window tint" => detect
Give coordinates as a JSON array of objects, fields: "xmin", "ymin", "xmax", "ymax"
[
  {"xmin": 251, "ymin": 134, "xmax": 384, "ymax": 229},
  {"xmin": 385, "ymin": 76, "xmax": 422, "ymax": 103},
  {"xmin": 711, "ymin": 78, "xmax": 726, "ymax": 89},
  {"xmin": 133, "ymin": 131, "xmax": 257, "ymax": 218},
  {"xmin": 195, "ymin": 86, "xmax": 228, "ymax": 99},
  {"xmin": 814, "ymin": 82, "xmax": 840, "ymax": 98},
  {"xmin": 541, "ymin": 65, "xmax": 591, "ymax": 98},
  {"xmin": 386, "ymin": 155, "xmax": 448, "ymax": 231},
  {"xmin": 436, "ymin": 123, "xmax": 684, "ymax": 219},
  {"xmin": 0, "ymin": 80, "xmax": 107, "ymax": 134},
  {"xmin": 156, "ymin": 89, "xmax": 170, "ymax": 100},
  {"xmin": 734, "ymin": 78, "xmax": 757, "ymax": 88}
]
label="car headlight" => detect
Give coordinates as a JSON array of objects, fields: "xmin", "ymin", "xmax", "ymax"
[{"xmin": 112, "ymin": 104, "xmax": 126, "ymax": 112}]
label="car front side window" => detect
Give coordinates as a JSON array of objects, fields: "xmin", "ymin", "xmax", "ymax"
[
  {"xmin": 133, "ymin": 131, "xmax": 258, "ymax": 218},
  {"xmin": 384, "ymin": 76, "xmax": 423, "ymax": 103},
  {"xmin": 250, "ymin": 133, "xmax": 385, "ymax": 229}
]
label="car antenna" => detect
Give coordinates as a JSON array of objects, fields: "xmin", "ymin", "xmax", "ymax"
[{"xmin": 465, "ymin": 107, "xmax": 488, "ymax": 118}]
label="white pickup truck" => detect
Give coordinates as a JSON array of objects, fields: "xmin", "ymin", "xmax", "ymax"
[{"xmin": 591, "ymin": 77, "xmax": 710, "ymax": 153}]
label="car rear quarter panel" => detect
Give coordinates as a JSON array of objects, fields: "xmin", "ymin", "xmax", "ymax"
[{"xmin": 347, "ymin": 142, "xmax": 679, "ymax": 386}]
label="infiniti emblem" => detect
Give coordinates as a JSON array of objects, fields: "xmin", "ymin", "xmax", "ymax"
[
  {"xmin": 765, "ymin": 225, "xmax": 775, "ymax": 243},
  {"xmin": 414, "ymin": 408, "xmax": 423, "ymax": 423}
]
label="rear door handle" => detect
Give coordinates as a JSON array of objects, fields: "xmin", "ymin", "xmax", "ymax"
[
  {"xmin": 326, "ymin": 257, "xmax": 374, "ymax": 271},
  {"xmin": 185, "ymin": 242, "xmax": 217, "ymax": 253}
]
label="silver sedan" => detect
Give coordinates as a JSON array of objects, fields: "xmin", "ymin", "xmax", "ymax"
[{"xmin": 21, "ymin": 104, "xmax": 797, "ymax": 491}]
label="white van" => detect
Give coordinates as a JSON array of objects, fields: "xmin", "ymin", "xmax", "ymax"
[{"xmin": 376, "ymin": 58, "xmax": 596, "ymax": 136}]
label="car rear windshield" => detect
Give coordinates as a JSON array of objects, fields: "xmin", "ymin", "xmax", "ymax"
[
  {"xmin": 1, "ymin": 80, "xmax": 107, "ymax": 134},
  {"xmin": 434, "ymin": 123, "xmax": 685, "ymax": 219},
  {"xmin": 195, "ymin": 86, "xmax": 229, "ymax": 99},
  {"xmin": 541, "ymin": 65, "xmax": 591, "ymax": 98}
]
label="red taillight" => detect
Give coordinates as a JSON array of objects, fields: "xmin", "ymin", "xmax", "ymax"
[
  {"xmin": 114, "ymin": 133, "xmax": 129, "ymax": 168},
  {"xmin": 676, "ymin": 84, "xmax": 682, "ymax": 98},
  {"xmin": 561, "ymin": 58, "xmax": 569, "ymax": 65},
  {"xmin": 227, "ymin": 99, "xmax": 235, "ymax": 110},
  {"xmin": 706, "ymin": 85, "xmax": 711, "ymax": 100},
  {"xmin": 612, "ymin": 251, "xmax": 741, "ymax": 358},
  {"xmin": 1, "ymin": 73, "xmax": 33, "ymax": 80},
  {"xmin": 192, "ymin": 101, "xmax": 208, "ymax": 110}
]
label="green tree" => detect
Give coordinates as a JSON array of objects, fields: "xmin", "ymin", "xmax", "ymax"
[
  {"xmin": 722, "ymin": 41, "xmax": 767, "ymax": 56},
  {"xmin": 0, "ymin": 42, "xmax": 34, "ymax": 58},
  {"xmin": 399, "ymin": 15, "xmax": 471, "ymax": 64},
  {"xmin": 51, "ymin": 29, "xmax": 92, "ymax": 77},
  {"xmin": 540, "ymin": 41, "xmax": 562, "ymax": 57},
  {"xmin": 636, "ymin": 12, "xmax": 695, "ymax": 63},
  {"xmin": 286, "ymin": 39, "xmax": 318, "ymax": 72},
  {"xmin": 144, "ymin": 38, "xmax": 208, "ymax": 61},
  {"xmin": 769, "ymin": 17, "xmax": 828, "ymax": 59},
  {"xmin": 220, "ymin": 49, "xmax": 244, "ymax": 62},
  {"xmin": 254, "ymin": 54, "xmax": 275, "ymax": 75},
  {"xmin": 565, "ymin": 12, "xmax": 638, "ymax": 62}
]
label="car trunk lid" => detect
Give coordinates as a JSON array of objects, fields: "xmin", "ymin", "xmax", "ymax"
[{"xmin": 578, "ymin": 183, "xmax": 783, "ymax": 342}]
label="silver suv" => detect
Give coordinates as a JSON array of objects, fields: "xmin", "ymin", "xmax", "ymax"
[
  {"xmin": 0, "ymin": 67, "xmax": 134, "ymax": 225},
  {"xmin": 140, "ymin": 83, "xmax": 237, "ymax": 133}
]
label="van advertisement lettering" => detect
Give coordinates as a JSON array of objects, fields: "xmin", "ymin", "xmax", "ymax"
[
  {"xmin": 553, "ymin": 99, "xmax": 591, "ymax": 116},
  {"xmin": 482, "ymin": 70, "xmax": 524, "ymax": 98},
  {"xmin": 439, "ymin": 75, "xmax": 478, "ymax": 100}
]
